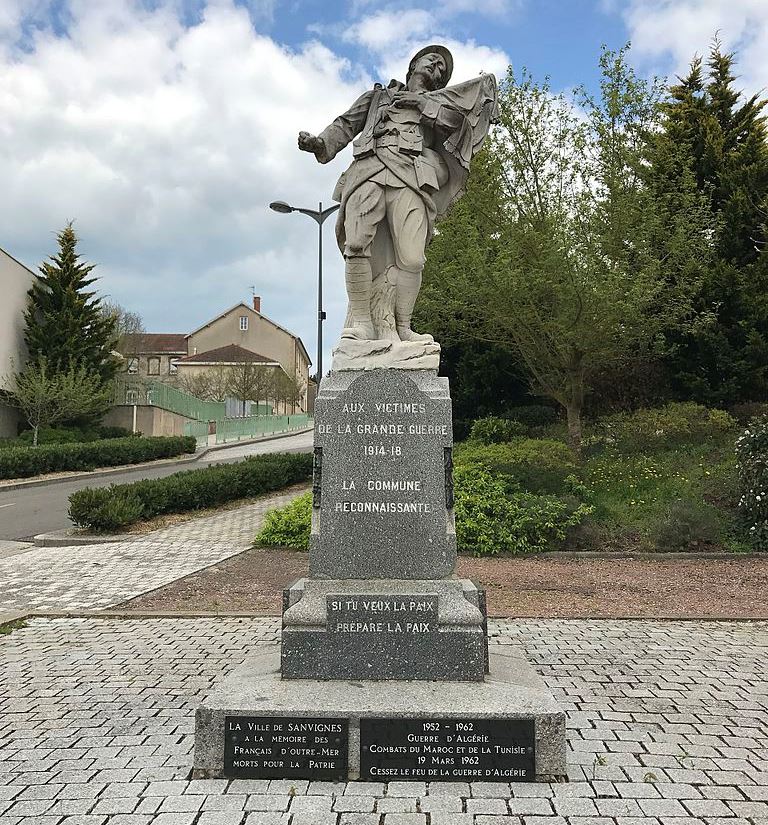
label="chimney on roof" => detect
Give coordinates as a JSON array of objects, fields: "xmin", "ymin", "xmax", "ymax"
[{"xmin": 253, "ymin": 295, "xmax": 261, "ymax": 313}]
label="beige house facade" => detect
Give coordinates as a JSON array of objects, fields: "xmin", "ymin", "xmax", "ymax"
[
  {"xmin": 186, "ymin": 299, "xmax": 310, "ymax": 390},
  {"xmin": 122, "ymin": 297, "xmax": 312, "ymax": 414},
  {"xmin": 0, "ymin": 247, "xmax": 36, "ymax": 437}
]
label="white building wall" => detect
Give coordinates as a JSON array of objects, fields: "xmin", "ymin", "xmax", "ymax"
[{"xmin": 0, "ymin": 247, "xmax": 36, "ymax": 437}]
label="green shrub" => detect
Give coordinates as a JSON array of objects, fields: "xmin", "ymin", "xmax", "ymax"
[
  {"xmin": 68, "ymin": 452, "xmax": 313, "ymax": 531},
  {"xmin": 455, "ymin": 438, "xmax": 577, "ymax": 494},
  {"xmin": 253, "ymin": 465, "xmax": 592, "ymax": 556},
  {"xmin": 454, "ymin": 467, "xmax": 592, "ymax": 555},
  {"xmin": 469, "ymin": 416, "xmax": 528, "ymax": 444},
  {"xmin": 255, "ymin": 492, "xmax": 312, "ymax": 548},
  {"xmin": 601, "ymin": 402, "xmax": 736, "ymax": 452},
  {"xmin": 0, "ymin": 436, "xmax": 196, "ymax": 480},
  {"xmin": 736, "ymin": 416, "xmax": 768, "ymax": 550},
  {"xmin": 68, "ymin": 487, "xmax": 145, "ymax": 532},
  {"xmin": 648, "ymin": 498, "xmax": 725, "ymax": 551}
]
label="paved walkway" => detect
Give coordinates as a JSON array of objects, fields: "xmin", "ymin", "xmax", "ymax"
[
  {"xmin": 1, "ymin": 617, "xmax": 767, "ymax": 825},
  {"xmin": 0, "ymin": 488, "xmax": 307, "ymax": 613}
]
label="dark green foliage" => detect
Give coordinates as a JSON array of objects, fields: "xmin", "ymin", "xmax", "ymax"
[
  {"xmin": 729, "ymin": 402, "xmax": 768, "ymax": 425},
  {"xmin": 69, "ymin": 488, "xmax": 145, "ymax": 531},
  {"xmin": 649, "ymin": 498, "xmax": 725, "ymax": 551},
  {"xmin": 68, "ymin": 452, "xmax": 313, "ymax": 531},
  {"xmin": 15, "ymin": 425, "xmax": 133, "ymax": 446},
  {"xmin": 503, "ymin": 405, "xmax": 559, "ymax": 429},
  {"xmin": 0, "ymin": 436, "xmax": 195, "ymax": 480},
  {"xmin": 455, "ymin": 439, "xmax": 577, "ymax": 495},
  {"xmin": 736, "ymin": 416, "xmax": 768, "ymax": 550},
  {"xmin": 468, "ymin": 416, "xmax": 527, "ymax": 444},
  {"xmin": 24, "ymin": 223, "xmax": 118, "ymax": 391},
  {"xmin": 651, "ymin": 43, "xmax": 768, "ymax": 403}
]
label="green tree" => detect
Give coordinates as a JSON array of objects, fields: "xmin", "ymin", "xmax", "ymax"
[
  {"xmin": 24, "ymin": 223, "xmax": 118, "ymax": 386},
  {"xmin": 420, "ymin": 48, "xmax": 714, "ymax": 454},
  {"xmin": 3, "ymin": 357, "xmax": 112, "ymax": 446},
  {"xmin": 652, "ymin": 41, "xmax": 768, "ymax": 402},
  {"xmin": 417, "ymin": 147, "xmax": 530, "ymax": 426}
]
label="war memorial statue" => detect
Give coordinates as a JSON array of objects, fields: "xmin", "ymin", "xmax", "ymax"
[
  {"xmin": 298, "ymin": 45, "xmax": 498, "ymax": 368},
  {"xmin": 194, "ymin": 46, "xmax": 567, "ymax": 784}
]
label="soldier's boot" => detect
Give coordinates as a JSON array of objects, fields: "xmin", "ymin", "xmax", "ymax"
[
  {"xmin": 341, "ymin": 256, "xmax": 376, "ymax": 340},
  {"xmin": 395, "ymin": 268, "xmax": 434, "ymax": 343}
]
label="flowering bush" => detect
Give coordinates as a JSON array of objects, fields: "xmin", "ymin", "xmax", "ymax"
[{"xmin": 736, "ymin": 415, "xmax": 768, "ymax": 550}]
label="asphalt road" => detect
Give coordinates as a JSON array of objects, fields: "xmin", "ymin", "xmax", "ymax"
[{"xmin": 0, "ymin": 430, "xmax": 314, "ymax": 541}]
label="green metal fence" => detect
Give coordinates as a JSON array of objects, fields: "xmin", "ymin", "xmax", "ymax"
[
  {"xmin": 183, "ymin": 414, "xmax": 312, "ymax": 447},
  {"xmin": 115, "ymin": 378, "xmax": 312, "ymax": 447},
  {"xmin": 114, "ymin": 379, "xmax": 226, "ymax": 421}
]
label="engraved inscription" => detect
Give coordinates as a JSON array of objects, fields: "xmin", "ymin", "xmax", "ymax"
[
  {"xmin": 327, "ymin": 594, "xmax": 438, "ymax": 634},
  {"xmin": 360, "ymin": 717, "xmax": 535, "ymax": 781},
  {"xmin": 224, "ymin": 716, "xmax": 348, "ymax": 780}
]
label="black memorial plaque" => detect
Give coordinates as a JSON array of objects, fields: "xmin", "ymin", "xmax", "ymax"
[
  {"xmin": 360, "ymin": 717, "xmax": 535, "ymax": 782},
  {"xmin": 224, "ymin": 716, "xmax": 348, "ymax": 780},
  {"xmin": 327, "ymin": 594, "xmax": 438, "ymax": 634}
]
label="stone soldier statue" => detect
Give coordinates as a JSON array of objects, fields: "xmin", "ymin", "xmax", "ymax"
[{"xmin": 298, "ymin": 45, "xmax": 497, "ymax": 368}]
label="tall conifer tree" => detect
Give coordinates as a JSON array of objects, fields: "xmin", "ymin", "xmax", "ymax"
[
  {"xmin": 653, "ymin": 41, "xmax": 768, "ymax": 402},
  {"xmin": 24, "ymin": 223, "xmax": 118, "ymax": 386}
]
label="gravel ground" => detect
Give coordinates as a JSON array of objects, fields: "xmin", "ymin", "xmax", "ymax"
[{"xmin": 121, "ymin": 548, "xmax": 768, "ymax": 617}]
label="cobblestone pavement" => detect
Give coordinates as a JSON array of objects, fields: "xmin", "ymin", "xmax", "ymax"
[
  {"xmin": 0, "ymin": 488, "xmax": 306, "ymax": 613},
  {"xmin": 1, "ymin": 617, "xmax": 767, "ymax": 825}
]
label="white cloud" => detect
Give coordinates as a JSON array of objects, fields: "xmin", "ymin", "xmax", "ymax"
[
  {"xmin": 0, "ymin": 0, "xmax": 375, "ymax": 368},
  {"xmin": 0, "ymin": 0, "xmax": 508, "ymax": 370},
  {"xmin": 343, "ymin": 9, "xmax": 432, "ymax": 50},
  {"xmin": 341, "ymin": 7, "xmax": 511, "ymax": 85},
  {"xmin": 620, "ymin": 0, "xmax": 768, "ymax": 95}
]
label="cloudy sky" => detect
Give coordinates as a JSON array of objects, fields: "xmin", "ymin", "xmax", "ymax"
[{"xmin": 1, "ymin": 0, "xmax": 767, "ymax": 372}]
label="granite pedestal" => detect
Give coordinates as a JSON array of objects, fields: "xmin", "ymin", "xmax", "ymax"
[
  {"xmin": 193, "ymin": 648, "xmax": 567, "ymax": 781},
  {"xmin": 193, "ymin": 368, "xmax": 567, "ymax": 781}
]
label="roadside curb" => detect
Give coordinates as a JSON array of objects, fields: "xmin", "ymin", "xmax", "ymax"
[
  {"xmin": 0, "ymin": 427, "xmax": 313, "ymax": 493},
  {"xmin": 530, "ymin": 550, "xmax": 766, "ymax": 560},
  {"xmin": 33, "ymin": 530, "xmax": 132, "ymax": 547}
]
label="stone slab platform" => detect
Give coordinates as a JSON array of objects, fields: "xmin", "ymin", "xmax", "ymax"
[{"xmin": 193, "ymin": 647, "xmax": 567, "ymax": 782}]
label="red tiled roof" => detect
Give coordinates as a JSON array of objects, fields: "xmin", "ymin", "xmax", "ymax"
[
  {"xmin": 123, "ymin": 333, "xmax": 187, "ymax": 354},
  {"xmin": 176, "ymin": 344, "xmax": 275, "ymax": 364}
]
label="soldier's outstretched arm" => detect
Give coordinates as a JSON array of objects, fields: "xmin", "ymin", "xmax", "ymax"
[{"xmin": 297, "ymin": 89, "xmax": 374, "ymax": 164}]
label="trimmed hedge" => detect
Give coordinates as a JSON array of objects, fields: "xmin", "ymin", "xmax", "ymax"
[
  {"xmin": 68, "ymin": 452, "xmax": 314, "ymax": 531},
  {"xmin": 0, "ymin": 436, "xmax": 196, "ymax": 480},
  {"xmin": 15, "ymin": 425, "xmax": 135, "ymax": 446}
]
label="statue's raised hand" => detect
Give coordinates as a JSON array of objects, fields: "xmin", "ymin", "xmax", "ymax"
[{"xmin": 298, "ymin": 131, "xmax": 325, "ymax": 156}]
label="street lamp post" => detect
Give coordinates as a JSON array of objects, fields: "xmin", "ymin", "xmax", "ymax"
[{"xmin": 269, "ymin": 199, "xmax": 340, "ymax": 384}]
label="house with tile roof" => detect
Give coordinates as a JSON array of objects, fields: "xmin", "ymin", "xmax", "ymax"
[{"xmin": 122, "ymin": 297, "xmax": 311, "ymax": 414}]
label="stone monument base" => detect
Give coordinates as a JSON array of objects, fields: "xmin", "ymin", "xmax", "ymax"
[
  {"xmin": 331, "ymin": 338, "xmax": 440, "ymax": 371},
  {"xmin": 281, "ymin": 578, "xmax": 487, "ymax": 681},
  {"xmin": 193, "ymin": 647, "xmax": 567, "ymax": 782}
]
